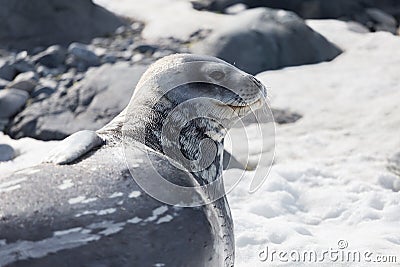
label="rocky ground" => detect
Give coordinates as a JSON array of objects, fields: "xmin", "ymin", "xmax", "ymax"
[{"xmin": 1, "ymin": 0, "xmax": 400, "ymax": 266}]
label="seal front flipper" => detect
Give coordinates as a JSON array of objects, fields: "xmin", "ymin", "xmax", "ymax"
[{"xmin": 43, "ymin": 130, "xmax": 104, "ymax": 165}]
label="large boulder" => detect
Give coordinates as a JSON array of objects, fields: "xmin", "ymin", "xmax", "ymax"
[
  {"xmin": 191, "ymin": 0, "xmax": 369, "ymax": 18},
  {"xmin": 7, "ymin": 62, "xmax": 148, "ymax": 140},
  {"xmin": 191, "ymin": 0, "xmax": 400, "ymax": 31},
  {"xmin": 0, "ymin": 0, "xmax": 122, "ymax": 50},
  {"xmin": 369, "ymin": 0, "xmax": 400, "ymax": 21},
  {"xmin": 191, "ymin": 8, "xmax": 341, "ymax": 74}
]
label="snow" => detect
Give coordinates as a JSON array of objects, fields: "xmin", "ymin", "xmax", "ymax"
[
  {"xmin": 226, "ymin": 25, "xmax": 400, "ymax": 266},
  {"xmin": 1, "ymin": 3, "xmax": 400, "ymax": 265},
  {"xmin": 94, "ymin": 0, "xmax": 227, "ymax": 41},
  {"xmin": 0, "ymin": 132, "xmax": 59, "ymax": 177}
]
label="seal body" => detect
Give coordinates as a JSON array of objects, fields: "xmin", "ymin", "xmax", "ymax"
[
  {"xmin": 1, "ymin": 53, "xmax": 267, "ymax": 266},
  {"xmin": 0, "ymin": 144, "xmax": 233, "ymax": 267}
]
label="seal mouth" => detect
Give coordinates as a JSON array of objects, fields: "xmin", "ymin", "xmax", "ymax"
[{"xmin": 227, "ymin": 97, "xmax": 264, "ymax": 109}]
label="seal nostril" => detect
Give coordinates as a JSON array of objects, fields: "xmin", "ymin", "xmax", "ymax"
[
  {"xmin": 249, "ymin": 75, "xmax": 267, "ymax": 98},
  {"xmin": 250, "ymin": 76, "xmax": 262, "ymax": 87}
]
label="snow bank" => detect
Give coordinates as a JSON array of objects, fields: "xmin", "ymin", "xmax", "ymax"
[{"xmin": 225, "ymin": 24, "xmax": 400, "ymax": 266}]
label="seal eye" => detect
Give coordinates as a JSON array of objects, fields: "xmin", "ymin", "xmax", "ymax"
[{"xmin": 209, "ymin": 70, "xmax": 225, "ymax": 81}]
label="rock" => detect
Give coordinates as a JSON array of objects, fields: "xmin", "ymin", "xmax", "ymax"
[
  {"xmin": 191, "ymin": 8, "xmax": 341, "ymax": 74},
  {"xmin": 365, "ymin": 8, "xmax": 397, "ymax": 34},
  {"xmin": 239, "ymin": 107, "xmax": 302, "ymax": 125},
  {"xmin": 7, "ymin": 62, "xmax": 149, "ymax": 140},
  {"xmin": 0, "ymin": 89, "xmax": 29, "ymax": 119},
  {"xmin": 388, "ymin": 152, "xmax": 400, "ymax": 177},
  {"xmin": 7, "ymin": 71, "xmax": 39, "ymax": 92},
  {"xmin": 67, "ymin": 42, "xmax": 101, "ymax": 70},
  {"xmin": 31, "ymin": 87, "xmax": 56, "ymax": 102},
  {"xmin": 36, "ymin": 65, "xmax": 66, "ymax": 77},
  {"xmin": 0, "ymin": 0, "xmax": 122, "ymax": 50},
  {"xmin": 0, "ymin": 60, "xmax": 16, "ymax": 81},
  {"xmin": 11, "ymin": 60, "xmax": 35, "ymax": 73},
  {"xmin": 31, "ymin": 78, "xmax": 57, "ymax": 101},
  {"xmin": 0, "ymin": 144, "xmax": 15, "ymax": 161},
  {"xmin": 0, "ymin": 119, "xmax": 8, "ymax": 131},
  {"xmin": 369, "ymin": 0, "xmax": 400, "ymax": 22},
  {"xmin": 0, "ymin": 78, "xmax": 9, "ymax": 89},
  {"xmin": 102, "ymin": 54, "xmax": 118, "ymax": 64},
  {"xmin": 38, "ymin": 77, "xmax": 58, "ymax": 90},
  {"xmin": 15, "ymin": 51, "xmax": 28, "ymax": 61},
  {"xmin": 271, "ymin": 108, "xmax": 302, "ymax": 124},
  {"xmin": 225, "ymin": 3, "xmax": 248, "ymax": 14},
  {"xmin": 131, "ymin": 53, "xmax": 145, "ymax": 63},
  {"xmin": 190, "ymin": 0, "xmax": 400, "ymax": 34},
  {"xmin": 32, "ymin": 45, "xmax": 67, "ymax": 68},
  {"xmin": 191, "ymin": 0, "xmax": 367, "ymax": 18},
  {"xmin": 133, "ymin": 44, "xmax": 159, "ymax": 54}
]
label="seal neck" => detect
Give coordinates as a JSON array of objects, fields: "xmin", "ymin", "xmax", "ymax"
[{"xmin": 123, "ymin": 100, "xmax": 227, "ymax": 186}]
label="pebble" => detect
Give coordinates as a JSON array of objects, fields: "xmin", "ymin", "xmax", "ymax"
[
  {"xmin": 32, "ymin": 45, "xmax": 67, "ymax": 68},
  {"xmin": 0, "ymin": 88, "xmax": 29, "ymax": 119},
  {"xmin": 12, "ymin": 60, "xmax": 35, "ymax": 73},
  {"xmin": 0, "ymin": 78, "xmax": 8, "ymax": 89},
  {"xmin": 68, "ymin": 42, "xmax": 101, "ymax": 68},
  {"xmin": 133, "ymin": 44, "xmax": 159, "ymax": 54},
  {"xmin": 366, "ymin": 8, "xmax": 398, "ymax": 34},
  {"xmin": 7, "ymin": 71, "xmax": 39, "ymax": 92},
  {"xmin": 31, "ymin": 86, "xmax": 55, "ymax": 101},
  {"xmin": 0, "ymin": 60, "xmax": 16, "ymax": 81},
  {"xmin": 0, "ymin": 144, "xmax": 15, "ymax": 162}
]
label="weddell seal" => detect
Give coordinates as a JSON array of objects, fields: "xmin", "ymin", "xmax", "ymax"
[{"xmin": 0, "ymin": 54, "xmax": 267, "ymax": 267}]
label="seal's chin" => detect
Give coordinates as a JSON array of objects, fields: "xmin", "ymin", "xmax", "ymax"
[
  {"xmin": 225, "ymin": 97, "xmax": 264, "ymax": 119},
  {"xmin": 228, "ymin": 97, "xmax": 264, "ymax": 111}
]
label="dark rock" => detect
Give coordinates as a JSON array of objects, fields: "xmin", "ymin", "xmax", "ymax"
[
  {"xmin": 0, "ymin": 0, "xmax": 122, "ymax": 50},
  {"xmin": 191, "ymin": 8, "xmax": 341, "ymax": 75},
  {"xmin": 31, "ymin": 78, "xmax": 57, "ymax": 101},
  {"xmin": 0, "ymin": 144, "xmax": 15, "ymax": 161},
  {"xmin": 7, "ymin": 71, "xmax": 39, "ymax": 92},
  {"xmin": 0, "ymin": 78, "xmax": 9, "ymax": 89},
  {"xmin": 365, "ymin": 8, "xmax": 397, "ymax": 33},
  {"xmin": 271, "ymin": 108, "xmax": 302, "ymax": 124},
  {"xmin": 0, "ymin": 88, "xmax": 29, "ymax": 119},
  {"xmin": 36, "ymin": 65, "xmax": 66, "ymax": 77},
  {"xmin": 0, "ymin": 119, "xmax": 8, "ymax": 131},
  {"xmin": 191, "ymin": 0, "xmax": 400, "ymax": 34},
  {"xmin": 67, "ymin": 43, "xmax": 101, "ymax": 71},
  {"xmin": 0, "ymin": 60, "xmax": 16, "ymax": 81},
  {"xmin": 238, "ymin": 107, "xmax": 301, "ymax": 125},
  {"xmin": 369, "ymin": 0, "xmax": 400, "ymax": 22},
  {"xmin": 11, "ymin": 60, "xmax": 35, "ymax": 73},
  {"xmin": 133, "ymin": 44, "xmax": 159, "ymax": 55},
  {"xmin": 191, "ymin": 0, "xmax": 368, "ymax": 18},
  {"xmin": 8, "ymin": 62, "xmax": 149, "ymax": 140},
  {"xmin": 31, "ymin": 87, "xmax": 56, "ymax": 102},
  {"xmin": 102, "ymin": 54, "xmax": 118, "ymax": 64},
  {"xmin": 32, "ymin": 45, "xmax": 67, "ymax": 68}
]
